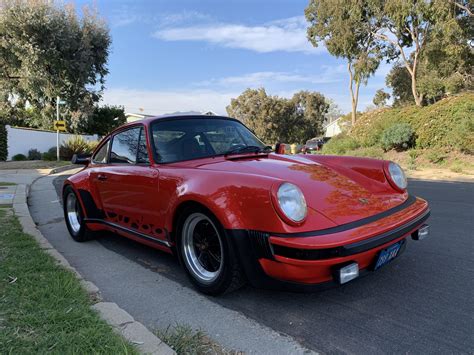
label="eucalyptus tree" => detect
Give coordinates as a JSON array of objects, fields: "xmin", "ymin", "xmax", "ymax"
[
  {"xmin": 370, "ymin": 0, "xmax": 472, "ymax": 106},
  {"xmin": 305, "ymin": 0, "xmax": 383, "ymax": 125}
]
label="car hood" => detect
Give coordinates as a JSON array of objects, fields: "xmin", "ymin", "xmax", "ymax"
[{"xmin": 195, "ymin": 154, "xmax": 406, "ymax": 225}]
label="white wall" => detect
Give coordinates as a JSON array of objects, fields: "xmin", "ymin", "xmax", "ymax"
[
  {"xmin": 324, "ymin": 119, "xmax": 342, "ymax": 137},
  {"xmin": 6, "ymin": 125, "xmax": 99, "ymax": 160}
]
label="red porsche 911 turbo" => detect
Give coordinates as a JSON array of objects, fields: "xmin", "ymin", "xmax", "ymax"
[{"xmin": 63, "ymin": 115, "xmax": 430, "ymax": 295}]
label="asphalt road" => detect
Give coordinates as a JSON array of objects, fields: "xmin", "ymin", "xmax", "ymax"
[{"xmin": 43, "ymin": 176, "xmax": 473, "ymax": 354}]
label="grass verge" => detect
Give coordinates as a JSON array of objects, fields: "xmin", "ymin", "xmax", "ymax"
[
  {"xmin": 0, "ymin": 160, "xmax": 70, "ymax": 170},
  {"xmin": 0, "ymin": 209, "xmax": 138, "ymax": 354},
  {"xmin": 0, "ymin": 182, "xmax": 16, "ymax": 186},
  {"xmin": 157, "ymin": 324, "xmax": 237, "ymax": 355}
]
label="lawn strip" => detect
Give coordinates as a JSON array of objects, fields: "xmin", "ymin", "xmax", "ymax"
[{"xmin": 0, "ymin": 209, "xmax": 138, "ymax": 354}]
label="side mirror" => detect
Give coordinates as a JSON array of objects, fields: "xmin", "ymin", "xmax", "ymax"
[
  {"xmin": 275, "ymin": 143, "xmax": 286, "ymax": 154},
  {"xmin": 71, "ymin": 154, "xmax": 91, "ymax": 165}
]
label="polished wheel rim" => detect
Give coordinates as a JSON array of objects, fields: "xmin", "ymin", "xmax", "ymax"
[
  {"xmin": 66, "ymin": 192, "xmax": 82, "ymax": 234},
  {"xmin": 182, "ymin": 213, "xmax": 224, "ymax": 283}
]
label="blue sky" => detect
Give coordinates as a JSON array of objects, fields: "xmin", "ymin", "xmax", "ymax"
[{"xmin": 77, "ymin": 0, "xmax": 391, "ymax": 116}]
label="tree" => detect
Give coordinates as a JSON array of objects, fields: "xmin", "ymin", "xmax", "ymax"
[
  {"xmin": 305, "ymin": 0, "xmax": 383, "ymax": 125},
  {"xmin": 226, "ymin": 89, "xmax": 328, "ymax": 143},
  {"xmin": 384, "ymin": 1, "xmax": 473, "ymax": 107},
  {"xmin": 386, "ymin": 62, "xmax": 415, "ymax": 106},
  {"xmin": 83, "ymin": 105, "xmax": 126, "ymax": 136},
  {"xmin": 325, "ymin": 98, "xmax": 342, "ymax": 123},
  {"xmin": 370, "ymin": 0, "xmax": 470, "ymax": 106},
  {"xmin": 0, "ymin": 1, "xmax": 111, "ymax": 131},
  {"xmin": 289, "ymin": 91, "xmax": 329, "ymax": 142},
  {"xmin": 226, "ymin": 88, "xmax": 289, "ymax": 143},
  {"xmin": 373, "ymin": 89, "xmax": 391, "ymax": 107}
]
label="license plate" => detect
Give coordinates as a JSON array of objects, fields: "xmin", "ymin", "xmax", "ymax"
[{"xmin": 374, "ymin": 241, "xmax": 403, "ymax": 270}]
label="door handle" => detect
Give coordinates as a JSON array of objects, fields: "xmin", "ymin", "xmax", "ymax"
[{"xmin": 97, "ymin": 174, "xmax": 108, "ymax": 181}]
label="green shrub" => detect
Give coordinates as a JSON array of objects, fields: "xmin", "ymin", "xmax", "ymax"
[
  {"xmin": 42, "ymin": 147, "xmax": 57, "ymax": 161},
  {"xmin": 321, "ymin": 134, "xmax": 360, "ymax": 155},
  {"xmin": 88, "ymin": 140, "xmax": 99, "ymax": 152},
  {"xmin": 0, "ymin": 124, "xmax": 7, "ymax": 161},
  {"xmin": 12, "ymin": 154, "xmax": 27, "ymax": 161},
  {"xmin": 27, "ymin": 148, "xmax": 42, "ymax": 160},
  {"xmin": 60, "ymin": 136, "xmax": 97, "ymax": 161},
  {"xmin": 380, "ymin": 123, "xmax": 415, "ymax": 151},
  {"xmin": 449, "ymin": 114, "xmax": 474, "ymax": 154},
  {"xmin": 407, "ymin": 149, "xmax": 419, "ymax": 170},
  {"xmin": 350, "ymin": 92, "xmax": 474, "ymax": 152}
]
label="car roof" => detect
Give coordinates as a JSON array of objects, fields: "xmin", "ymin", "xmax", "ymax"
[{"xmin": 124, "ymin": 114, "xmax": 237, "ymax": 127}]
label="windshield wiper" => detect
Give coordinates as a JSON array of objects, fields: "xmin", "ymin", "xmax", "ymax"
[{"xmin": 224, "ymin": 145, "xmax": 273, "ymax": 156}]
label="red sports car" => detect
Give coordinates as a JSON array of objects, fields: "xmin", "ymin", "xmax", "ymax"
[{"xmin": 63, "ymin": 115, "xmax": 430, "ymax": 295}]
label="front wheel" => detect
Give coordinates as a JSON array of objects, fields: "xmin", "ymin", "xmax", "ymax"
[
  {"xmin": 63, "ymin": 186, "xmax": 95, "ymax": 242},
  {"xmin": 178, "ymin": 209, "xmax": 245, "ymax": 295}
]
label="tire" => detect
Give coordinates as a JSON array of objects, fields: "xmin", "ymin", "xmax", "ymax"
[
  {"xmin": 63, "ymin": 186, "xmax": 96, "ymax": 242},
  {"xmin": 177, "ymin": 207, "xmax": 245, "ymax": 295}
]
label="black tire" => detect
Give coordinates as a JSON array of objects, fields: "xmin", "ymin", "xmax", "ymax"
[
  {"xmin": 63, "ymin": 186, "xmax": 96, "ymax": 242},
  {"xmin": 176, "ymin": 206, "xmax": 245, "ymax": 295}
]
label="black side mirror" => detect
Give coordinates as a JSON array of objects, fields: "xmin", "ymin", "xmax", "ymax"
[{"xmin": 71, "ymin": 154, "xmax": 91, "ymax": 165}]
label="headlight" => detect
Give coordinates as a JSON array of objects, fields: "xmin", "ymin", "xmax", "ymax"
[
  {"xmin": 277, "ymin": 183, "xmax": 307, "ymax": 222},
  {"xmin": 388, "ymin": 162, "xmax": 407, "ymax": 190}
]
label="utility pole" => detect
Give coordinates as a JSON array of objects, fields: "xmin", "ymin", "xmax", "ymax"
[{"xmin": 56, "ymin": 96, "xmax": 60, "ymax": 161}]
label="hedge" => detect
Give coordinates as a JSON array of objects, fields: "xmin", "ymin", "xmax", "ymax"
[{"xmin": 350, "ymin": 92, "xmax": 474, "ymax": 153}]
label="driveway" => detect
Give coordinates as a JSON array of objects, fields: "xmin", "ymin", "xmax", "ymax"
[{"xmin": 30, "ymin": 173, "xmax": 474, "ymax": 354}]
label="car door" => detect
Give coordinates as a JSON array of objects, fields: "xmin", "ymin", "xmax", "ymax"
[{"xmin": 95, "ymin": 126, "xmax": 165, "ymax": 242}]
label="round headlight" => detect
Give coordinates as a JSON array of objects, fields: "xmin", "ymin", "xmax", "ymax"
[
  {"xmin": 388, "ymin": 162, "xmax": 407, "ymax": 190},
  {"xmin": 277, "ymin": 183, "xmax": 307, "ymax": 222}
]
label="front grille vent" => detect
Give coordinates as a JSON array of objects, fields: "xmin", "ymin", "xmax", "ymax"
[{"xmin": 248, "ymin": 230, "xmax": 274, "ymax": 259}]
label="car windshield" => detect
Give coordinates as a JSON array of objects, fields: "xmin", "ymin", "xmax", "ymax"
[{"xmin": 151, "ymin": 118, "xmax": 267, "ymax": 163}]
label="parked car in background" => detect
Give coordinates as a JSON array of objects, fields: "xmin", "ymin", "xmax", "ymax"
[
  {"xmin": 303, "ymin": 137, "xmax": 331, "ymax": 153},
  {"xmin": 63, "ymin": 115, "xmax": 430, "ymax": 295}
]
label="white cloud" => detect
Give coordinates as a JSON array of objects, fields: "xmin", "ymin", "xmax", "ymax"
[
  {"xmin": 153, "ymin": 16, "xmax": 324, "ymax": 54},
  {"xmin": 102, "ymin": 88, "xmax": 237, "ymax": 116},
  {"xmin": 158, "ymin": 11, "xmax": 213, "ymax": 27},
  {"xmin": 109, "ymin": 9, "xmax": 211, "ymax": 29},
  {"xmin": 195, "ymin": 65, "xmax": 345, "ymax": 88}
]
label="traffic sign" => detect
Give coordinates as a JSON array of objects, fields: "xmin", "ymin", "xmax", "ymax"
[{"xmin": 54, "ymin": 120, "xmax": 66, "ymax": 131}]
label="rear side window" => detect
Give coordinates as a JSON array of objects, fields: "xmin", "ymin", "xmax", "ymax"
[
  {"xmin": 110, "ymin": 128, "xmax": 141, "ymax": 164},
  {"xmin": 92, "ymin": 139, "xmax": 109, "ymax": 164}
]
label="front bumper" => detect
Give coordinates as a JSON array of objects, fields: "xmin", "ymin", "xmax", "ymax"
[{"xmin": 228, "ymin": 196, "xmax": 430, "ymax": 291}]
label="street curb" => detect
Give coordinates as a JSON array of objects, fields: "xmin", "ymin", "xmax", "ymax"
[
  {"xmin": 12, "ymin": 179, "xmax": 176, "ymax": 355},
  {"xmin": 50, "ymin": 164, "xmax": 81, "ymax": 175}
]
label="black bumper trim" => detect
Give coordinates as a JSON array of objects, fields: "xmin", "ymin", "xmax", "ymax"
[
  {"xmin": 271, "ymin": 209, "xmax": 430, "ymax": 260},
  {"xmin": 227, "ymin": 228, "xmax": 376, "ymax": 292},
  {"xmin": 272, "ymin": 195, "xmax": 417, "ymax": 238}
]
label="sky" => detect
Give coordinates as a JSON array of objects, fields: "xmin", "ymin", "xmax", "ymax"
[{"xmin": 76, "ymin": 0, "xmax": 392, "ymax": 116}]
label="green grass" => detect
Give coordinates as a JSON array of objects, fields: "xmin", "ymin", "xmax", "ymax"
[
  {"xmin": 0, "ymin": 209, "xmax": 138, "ymax": 354},
  {"xmin": 0, "ymin": 160, "xmax": 71, "ymax": 170},
  {"xmin": 0, "ymin": 182, "xmax": 16, "ymax": 186},
  {"xmin": 157, "ymin": 324, "xmax": 232, "ymax": 355}
]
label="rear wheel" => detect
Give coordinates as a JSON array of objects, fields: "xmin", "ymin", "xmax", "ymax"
[
  {"xmin": 63, "ymin": 186, "xmax": 96, "ymax": 242},
  {"xmin": 177, "ymin": 208, "xmax": 245, "ymax": 295}
]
